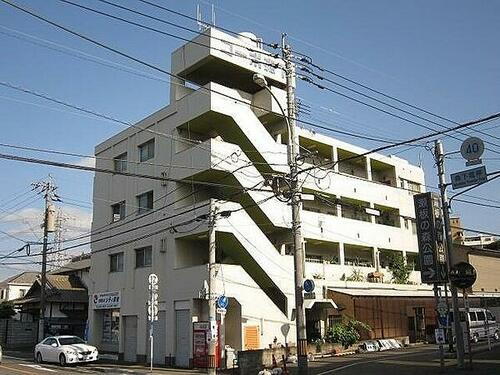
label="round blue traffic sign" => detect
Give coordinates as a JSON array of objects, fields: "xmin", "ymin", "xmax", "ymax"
[
  {"xmin": 303, "ymin": 279, "xmax": 315, "ymax": 293},
  {"xmin": 216, "ymin": 295, "xmax": 229, "ymax": 309}
]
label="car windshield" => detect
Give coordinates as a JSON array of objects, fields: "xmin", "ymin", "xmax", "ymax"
[{"xmin": 58, "ymin": 337, "xmax": 85, "ymax": 345}]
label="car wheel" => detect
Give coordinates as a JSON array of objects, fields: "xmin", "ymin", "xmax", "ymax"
[
  {"xmin": 59, "ymin": 354, "xmax": 67, "ymax": 367},
  {"xmin": 36, "ymin": 352, "xmax": 43, "ymax": 364}
]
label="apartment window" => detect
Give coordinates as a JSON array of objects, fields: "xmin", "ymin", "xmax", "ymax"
[
  {"xmin": 139, "ymin": 139, "xmax": 155, "ymax": 162},
  {"xmin": 111, "ymin": 201, "xmax": 126, "ymax": 222},
  {"xmin": 110, "ymin": 252, "xmax": 124, "ymax": 272},
  {"xmin": 19, "ymin": 289, "xmax": 26, "ymax": 297},
  {"xmin": 137, "ymin": 191, "xmax": 153, "ymax": 214},
  {"xmin": 0, "ymin": 290, "xmax": 4, "ymax": 299},
  {"xmin": 114, "ymin": 153, "xmax": 127, "ymax": 172},
  {"xmin": 407, "ymin": 180, "xmax": 421, "ymax": 194},
  {"xmin": 411, "ymin": 219, "xmax": 417, "ymax": 235},
  {"xmin": 135, "ymin": 246, "xmax": 152, "ymax": 268}
]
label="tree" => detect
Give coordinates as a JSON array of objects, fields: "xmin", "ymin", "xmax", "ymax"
[
  {"xmin": 0, "ymin": 301, "xmax": 16, "ymax": 319},
  {"xmin": 388, "ymin": 253, "xmax": 413, "ymax": 284}
]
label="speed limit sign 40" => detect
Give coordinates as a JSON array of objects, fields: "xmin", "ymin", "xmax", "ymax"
[{"xmin": 460, "ymin": 137, "xmax": 484, "ymax": 166}]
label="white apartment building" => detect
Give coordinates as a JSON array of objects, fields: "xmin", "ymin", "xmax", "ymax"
[{"xmin": 88, "ymin": 28, "xmax": 426, "ymax": 366}]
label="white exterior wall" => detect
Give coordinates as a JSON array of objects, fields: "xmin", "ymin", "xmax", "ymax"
[
  {"xmin": 89, "ymin": 27, "xmax": 426, "ymax": 365},
  {"xmin": 0, "ymin": 283, "xmax": 30, "ymax": 302}
]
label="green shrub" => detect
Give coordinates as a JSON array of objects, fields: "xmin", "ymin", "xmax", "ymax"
[
  {"xmin": 387, "ymin": 253, "xmax": 413, "ymax": 284},
  {"xmin": 325, "ymin": 319, "xmax": 371, "ymax": 348}
]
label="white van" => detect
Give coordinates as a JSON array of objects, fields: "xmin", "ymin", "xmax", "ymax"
[{"xmin": 450, "ymin": 308, "xmax": 500, "ymax": 343}]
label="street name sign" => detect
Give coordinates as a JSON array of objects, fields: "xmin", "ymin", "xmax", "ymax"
[
  {"xmin": 450, "ymin": 166, "xmax": 487, "ymax": 190},
  {"xmin": 413, "ymin": 192, "xmax": 447, "ymax": 284}
]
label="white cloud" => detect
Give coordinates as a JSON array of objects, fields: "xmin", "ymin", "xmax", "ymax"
[
  {"xmin": 75, "ymin": 157, "xmax": 96, "ymax": 168},
  {"xmin": 0, "ymin": 205, "xmax": 92, "ymax": 244}
]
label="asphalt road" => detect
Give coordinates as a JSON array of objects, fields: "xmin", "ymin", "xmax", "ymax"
[
  {"xmin": 303, "ymin": 343, "xmax": 500, "ymax": 375},
  {"xmin": 1, "ymin": 344, "xmax": 499, "ymax": 374},
  {"xmin": 0, "ymin": 355, "xmax": 203, "ymax": 375}
]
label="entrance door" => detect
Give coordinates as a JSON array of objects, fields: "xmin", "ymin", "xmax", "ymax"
[
  {"xmin": 175, "ymin": 309, "xmax": 190, "ymax": 367},
  {"xmin": 123, "ymin": 316, "xmax": 138, "ymax": 362}
]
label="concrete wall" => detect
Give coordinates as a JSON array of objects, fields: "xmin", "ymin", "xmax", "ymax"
[{"xmin": 0, "ymin": 319, "xmax": 38, "ymax": 348}]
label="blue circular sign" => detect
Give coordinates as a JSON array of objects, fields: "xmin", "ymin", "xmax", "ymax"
[
  {"xmin": 303, "ymin": 279, "xmax": 315, "ymax": 293},
  {"xmin": 216, "ymin": 295, "xmax": 229, "ymax": 309}
]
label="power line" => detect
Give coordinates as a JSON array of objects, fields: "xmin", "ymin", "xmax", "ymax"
[
  {"xmin": 0, "ymin": 81, "xmax": 205, "ymax": 150},
  {"xmin": 132, "ymin": 0, "xmax": 278, "ymax": 49},
  {"xmin": 451, "ymin": 226, "xmax": 500, "ymax": 239},
  {"xmin": 0, "ymin": 22, "xmax": 416, "ymax": 151},
  {"xmin": 0, "ymin": 151, "xmax": 276, "ymax": 192},
  {"xmin": 48, "ymin": 159, "xmax": 267, "ymax": 246},
  {"xmin": 300, "ymin": 75, "xmax": 500, "ymax": 156},
  {"xmin": 5, "ymin": 0, "xmax": 500, "ymax": 178},
  {"xmin": 55, "ymin": 0, "xmax": 281, "ymax": 70},
  {"xmin": 6, "ymin": 190, "xmax": 282, "ymax": 261},
  {"xmin": 454, "ymin": 198, "xmax": 500, "ymax": 210},
  {"xmin": 0, "ymin": 0, "xmax": 448, "ymax": 154},
  {"xmin": 93, "ymin": 0, "xmax": 280, "ymax": 58},
  {"xmin": 298, "ymin": 112, "xmax": 500, "ymax": 175},
  {"xmin": 0, "ymin": 141, "xmax": 282, "ymax": 173},
  {"xmin": 295, "ymin": 56, "xmax": 500, "ymax": 145},
  {"xmin": 0, "ymin": 23, "xmax": 169, "ymax": 84}
]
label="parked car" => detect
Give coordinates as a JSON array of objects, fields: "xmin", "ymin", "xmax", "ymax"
[
  {"xmin": 450, "ymin": 308, "xmax": 500, "ymax": 343},
  {"xmin": 34, "ymin": 336, "xmax": 98, "ymax": 366}
]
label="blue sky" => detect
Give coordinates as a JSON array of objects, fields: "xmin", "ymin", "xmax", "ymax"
[{"xmin": 0, "ymin": 0, "xmax": 499, "ymax": 279}]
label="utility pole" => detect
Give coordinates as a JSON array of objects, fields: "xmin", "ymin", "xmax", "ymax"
[
  {"xmin": 207, "ymin": 205, "xmax": 217, "ymax": 375},
  {"xmin": 32, "ymin": 178, "xmax": 58, "ymax": 341},
  {"xmin": 282, "ymin": 34, "xmax": 308, "ymax": 374},
  {"xmin": 434, "ymin": 140, "xmax": 465, "ymax": 369}
]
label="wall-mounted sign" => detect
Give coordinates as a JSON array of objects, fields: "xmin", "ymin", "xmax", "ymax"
[{"xmin": 93, "ymin": 291, "xmax": 121, "ymax": 310}]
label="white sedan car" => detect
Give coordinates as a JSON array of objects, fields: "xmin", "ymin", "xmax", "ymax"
[{"xmin": 35, "ymin": 336, "xmax": 98, "ymax": 366}]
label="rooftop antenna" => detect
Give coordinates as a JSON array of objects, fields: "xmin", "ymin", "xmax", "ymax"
[
  {"xmin": 196, "ymin": 4, "xmax": 203, "ymax": 31},
  {"xmin": 212, "ymin": 3, "xmax": 216, "ymax": 26},
  {"xmin": 197, "ymin": 4, "xmax": 210, "ymax": 31}
]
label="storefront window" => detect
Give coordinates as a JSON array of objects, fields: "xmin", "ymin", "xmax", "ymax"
[{"xmin": 102, "ymin": 310, "xmax": 120, "ymax": 344}]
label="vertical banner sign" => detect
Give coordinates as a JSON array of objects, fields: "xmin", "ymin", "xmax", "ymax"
[{"xmin": 414, "ymin": 192, "xmax": 447, "ymax": 284}]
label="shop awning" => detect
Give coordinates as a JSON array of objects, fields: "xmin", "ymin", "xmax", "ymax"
[{"xmin": 304, "ymin": 299, "xmax": 338, "ymax": 309}]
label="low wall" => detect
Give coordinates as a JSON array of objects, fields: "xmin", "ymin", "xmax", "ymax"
[
  {"xmin": 0, "ymin": 319, "xmax": 38, "ymax": 348},
  {"xmin": 237, "ymin": 343, "xmax": 357, "ymax": 374}
]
